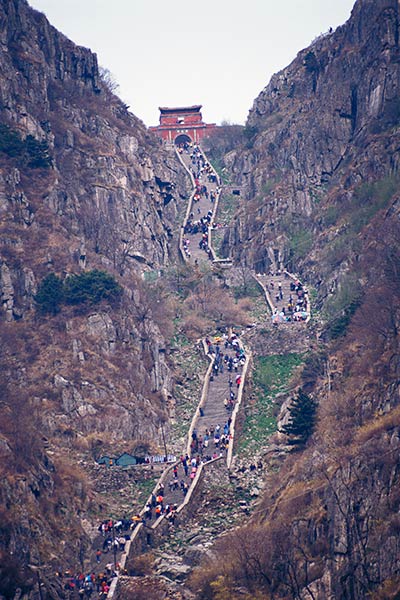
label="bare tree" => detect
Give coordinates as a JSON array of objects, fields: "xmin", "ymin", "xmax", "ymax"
[{"xmin": 99, "ymin": 66, "xmax": 120, "ymax": 95}]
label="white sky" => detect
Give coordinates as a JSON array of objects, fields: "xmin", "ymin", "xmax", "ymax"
[{"xmin": 28, "ymin": 0, "xmax": 356, "ymax": 127}]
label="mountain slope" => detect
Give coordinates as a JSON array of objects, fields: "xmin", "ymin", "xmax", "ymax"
[
  {"xmin": 0, "ymin": 1, "xmax": 190, "ymax": 595},
  {"xmin": 191, "ymin": 1, "xmax": 400, "ymax": 598}
]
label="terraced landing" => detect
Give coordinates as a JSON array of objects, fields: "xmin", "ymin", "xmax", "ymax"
[{"xmin": 255, "ymin": 271, "xmax": 310, "ymax": 323}]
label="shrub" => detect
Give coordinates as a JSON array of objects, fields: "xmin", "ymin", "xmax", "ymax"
[
  {"xmin": 35, "ymin": 270, "xmax": 122, "ymax": 314},
  {"xmin": 0, "ymin": 124, "xmax": 52, "ymax": 168},
  {"xmin": 288, "ymin": 228, "xmax": 313, "ymax": 264},
  {"xmin": 203, "ymin": 122, "xmax": 245, "ymax": 160},
  {"xmin": 24, "ymin": 135, "xmax": 52, "ymax": 168},
  {"xmin": 0, "ymin": 552, "xmax": 31, "ymax": 599},
  {"xmin": 301, "ymin": 350, "xmax": 327, "ymax": 391},
  {"xmin": 243, "ymin": 125, "xmax": 259, "ymax": 149},
  {"xmin": 280, "ymin": 389, "xmax": 317, "ymax": 445},
  {"xmin": 328, "ymin": 299, "xmax": 361, "ymax": 339},
  {"xmin": 0, "ymin": 124, "xmax": 23, "ymax": 157},
  {"xmin": 34, "ymin": 273, "xmax": 64, "ymax": 315},
  {"xmin": 63, "ymin": 269, "xmax": 122, "ymax": 305},
  {"xmin": 323, "ymin": 273, "xmax": 363, "ymax": 339}
]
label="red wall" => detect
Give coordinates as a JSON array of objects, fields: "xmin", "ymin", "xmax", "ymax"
[{"xmin": 150, "ymin": 107, "xmax": 216, "ymax": 143}]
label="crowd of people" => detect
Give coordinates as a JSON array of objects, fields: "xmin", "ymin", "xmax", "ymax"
[
  {"xmin": 57, "ymin": 565, "xmax": 118, "ymax": 598},
  {"xmin": 183, "ymin": 208, "xmax": 215, "ymax": 259},
  {"xmin": 206, "ymin": 334, "xmax": 247, "ymax": 379},
  {"xmin": 181, "ymin": 142, "xmax": 218, "ymax": 183},
  {"xmin": 134, "ymin": 331, "xmax": 246, "ymax": 539},
  {"xmin": 141, "ymin": 481, "xmax": 180, "ymax": 524},
  {"xmin": 179, "ymin": 142, "xmax": 222, "ymax": 261},
  {"xmin": 256, "ymin": 271, "xmax": 310, "ymax": 323}
]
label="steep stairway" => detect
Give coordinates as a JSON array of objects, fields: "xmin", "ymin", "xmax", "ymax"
[{"xmin": 106, "ymin": 142, "xmax": 310, "ymax": 598}]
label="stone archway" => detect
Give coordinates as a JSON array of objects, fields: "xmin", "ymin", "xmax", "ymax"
[{"xmin": 175, "ymin": 133, "xmax": 192, "ymax": 146}]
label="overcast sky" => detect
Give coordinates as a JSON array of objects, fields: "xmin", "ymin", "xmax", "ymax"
[{"xmin": 28, "ymin": 0, "xmax": 356, "ymax": 127}]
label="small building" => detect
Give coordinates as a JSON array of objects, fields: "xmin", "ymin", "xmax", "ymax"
[
  {"xmin": 97, "ymin": 456, "xmax": 116, "ymax": 467},
  {"xmin": 114, "ymin": 453, "xmax": 138, "ymax": 467},
  {"xmin": 150, "ymin": 105, "xmax": 216, "ymax": 145}
]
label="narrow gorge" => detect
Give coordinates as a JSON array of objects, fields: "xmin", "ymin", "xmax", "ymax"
[{"xmin": 0, "ymin": 1, "xmax": 399, "ymax": 599}]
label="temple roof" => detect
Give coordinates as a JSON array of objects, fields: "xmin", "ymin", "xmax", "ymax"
[{"xmin": 159, "ymin": 105, "xmax": 202, "ymax": 114}]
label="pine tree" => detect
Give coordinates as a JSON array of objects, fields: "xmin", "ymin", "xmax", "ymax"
[
  {"xmin": 280, "ymin": 389, "xmax": 317, "ymax": 446},
  {"xmin": 34, "ymin": 273, "xmax": 64, "ymax": 315},
  {"xmin": 63, "ymin": 269, "xmax": 122, "ymax": 305}
]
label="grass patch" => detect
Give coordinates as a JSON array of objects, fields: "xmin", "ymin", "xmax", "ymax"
[
  {"xmin": 143, "ymin": 270, "xmax": 160, "ymax": 283},
  {"xmin": 134, "ymin": 476, "xmax": 159, "ymax": 505},
  {"xmin": 288, "ymin": 229, "xmax": 314, "ymax": 263},
  {"xmin": 324, "ymin": 175, "xmax": 398, "ymax": 268},
  {"xmin": 237, "ymin": 353, "xmax": 305, "ymax": 458}
]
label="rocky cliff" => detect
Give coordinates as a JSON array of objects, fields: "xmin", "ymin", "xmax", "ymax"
[
  {"xmin": 0, "ymin": 0, "xmax": 190, "ymax": 594},
  {"xmin": 192, "ymin": 1, "xmax": 400, "ymax": 598},
  {"xmin": 225, "ymin": 0, "xmax": 400, "ymax": 275}
]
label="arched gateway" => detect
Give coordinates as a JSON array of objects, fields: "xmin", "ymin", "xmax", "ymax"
[
  {"xmin": 174, "ymin": 133, "xmax": 192, "ymax": 146},
  {"xmin": 150, "ymin": 105, "xmax": 216, "ymax": 143}
]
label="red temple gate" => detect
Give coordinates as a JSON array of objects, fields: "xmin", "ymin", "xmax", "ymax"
[{"xmin": 149, "ymin": 105, "xmax": 216, "ymax": 144}]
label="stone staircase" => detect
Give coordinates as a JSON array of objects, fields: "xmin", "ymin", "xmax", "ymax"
[{"xmin": 108, "ymin": 143, "xmax": 309, "ymax": 598}]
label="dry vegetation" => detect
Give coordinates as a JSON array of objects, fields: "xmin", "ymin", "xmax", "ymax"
[{"xmin": 187, "ymin": 196, "xmax": 400, "ymax": 598}]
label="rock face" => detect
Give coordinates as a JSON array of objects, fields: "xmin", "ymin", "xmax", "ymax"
[
  {"xmin": 0, "ymin": 0, "xmax": 190, "ymax": 593},
  {"xmin": 0, "ymin": 0, "xmax": 190, "ymax": 306},
  {"xmin": 225, "ymin": 0, "xmax": 400, "ymax": 276}
]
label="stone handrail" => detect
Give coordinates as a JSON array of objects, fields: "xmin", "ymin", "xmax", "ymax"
[
  {"xmin": 175, "ymin": 456, "xmax": 223, "ymax": 514},
  {"xmin": 108, "ymin": 339, "xmax": 218, "ymax": 598},
  {"xmin": 109, "ymin": 147, "xmax": 311, "ymax": 599},
  {"xmin": 205, "ymin": 154, "xmax": 220, "ymax": 261},
  {"xmin": 207, "ymin": 189, "xmax": 220, "ymax": 261},
  {"xmin": 252, "ymin": 270, "xmax": 311, "ymax": 322},
  {"xmin": 150, "ymin": 455, "xmax": 223, "ymax": 531},
  {"xmin": 212, "ymin": 257, "xmax": 233, "ymax": 265},
  {"xmin": 252, "ymin": 273, "xmax": 274, "ymax": 313},
  {"xmin": 226, "ymin": 347, "xmax": 251, "ymax": 469},
  {"xmin": 175, "ymin": 145, "xmax": 221, "ymax": 263},
  {"xmin": 176, "ymin": 148, "xmax": 197, "ymax": 263},
  {"xmin": 186, "ymin": 339, "xmax": 215, "ymax": 457}
]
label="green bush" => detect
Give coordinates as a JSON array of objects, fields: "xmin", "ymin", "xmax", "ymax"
[
  {"xmin": 63, "ymin": 270, "xmax": 122, "ymax": 305},
  {"xmin": 35, "ymin": 273, "xmax": 64, "ymax": 315},
  {"xmin": 288, "ymin": 228, "xmax": 313, "ymax": 263},
  {"xmin": 35, "ymin": 270, "xmax": 122, "ymax": 314},
  {"xmin": 327, "ymin": 295, "xmax": 362, "ymax": 339},
  {"xmin": 0, "ymin": 124, "xmax": 52, "ymax": 168},
  {"xmin": 0, "ymin": 124, "xmax": 23, "ymax": 157},
  {"xmin": 324, "ymin": 205, "xmax": 340, "ymax": 227},
  {"xmin": 24, "ymin": 135, "xmax": 52, "ymax": 168},
  {"xmin": 243, "ymin": 125, "xmax": 259, "ymax": 149},
  {"xmin": 280, "ymin": 389, "xmax": 317, "ymax": 445}
]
